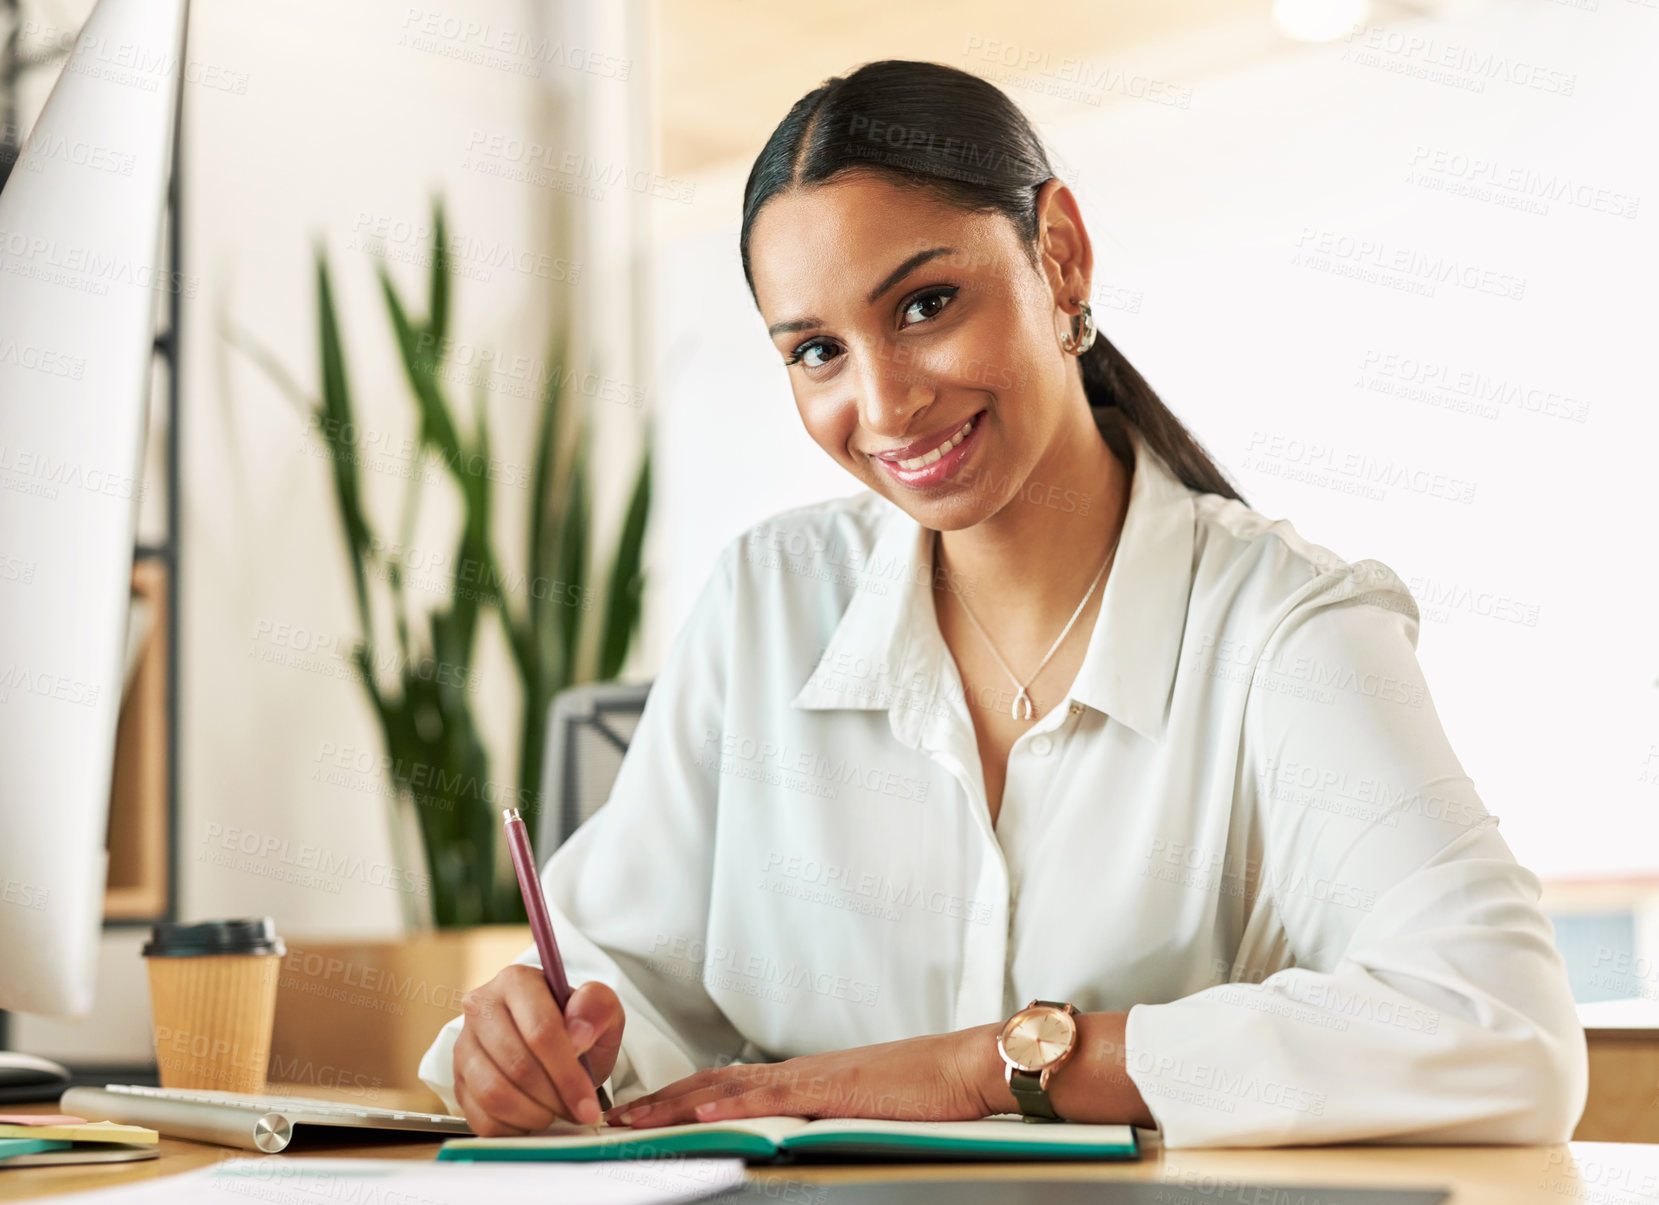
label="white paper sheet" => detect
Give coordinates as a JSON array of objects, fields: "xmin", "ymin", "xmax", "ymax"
[{"xmin": 37, "ymin": 1156, "xmax": 748, "ymax": 1205}]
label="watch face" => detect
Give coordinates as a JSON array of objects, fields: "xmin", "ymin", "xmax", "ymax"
[{"xmin": 999, "ymin": 1006, "xmax": 1077, "ymax": 1072}]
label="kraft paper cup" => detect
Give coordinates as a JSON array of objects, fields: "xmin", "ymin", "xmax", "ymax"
[{"xmin": 142, "ymin": 918, "xmax": 285, "ymax": 1094}]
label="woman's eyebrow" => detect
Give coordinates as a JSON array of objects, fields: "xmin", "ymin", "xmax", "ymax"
[
  {"xmin": 765, "ymin": 246, "xmax": 960, "ymax": 338},
  {"xmin": 865, "ymin": 246, "xmax": 958, "ymax": 306}
]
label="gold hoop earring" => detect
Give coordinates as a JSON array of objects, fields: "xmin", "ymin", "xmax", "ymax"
[{"xmin": 1060, "ymin": 299, "xmax": 1097, "ymax": 356}]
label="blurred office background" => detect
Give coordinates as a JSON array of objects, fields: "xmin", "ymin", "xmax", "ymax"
[{"xmin": 2, "ymin": 0, "xmax": 1655, "ymax": 1092}]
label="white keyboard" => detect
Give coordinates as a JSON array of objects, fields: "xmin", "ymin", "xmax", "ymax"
[{"xmin": 61, "ymin": 1084, "xmax": 471, "ymax": 1153}]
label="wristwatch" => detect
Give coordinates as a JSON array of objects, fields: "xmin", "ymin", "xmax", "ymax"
[{"xmin": 995, "ymin": 999, "xmax": 1079, "ymax": 1122}]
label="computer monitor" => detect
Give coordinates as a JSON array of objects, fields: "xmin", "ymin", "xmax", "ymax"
[{"xmin": 0, "ymin": 0, "xmax": 188, "ymax": 1031}]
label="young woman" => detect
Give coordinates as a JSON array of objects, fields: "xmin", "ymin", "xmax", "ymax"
[{"xmin": 420, "ymin": 61, "xmax": 1585, "ymax": 1148}]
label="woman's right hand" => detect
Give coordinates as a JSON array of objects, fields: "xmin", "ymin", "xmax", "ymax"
[{"xmin": 452, "ymin": 964, "xmax": 625, "ymax": 1136}]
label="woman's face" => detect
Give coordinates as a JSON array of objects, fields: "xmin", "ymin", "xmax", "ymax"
[{"xmin": 748, "ymin": 173, "xmax": 1090, "ymax": 532}]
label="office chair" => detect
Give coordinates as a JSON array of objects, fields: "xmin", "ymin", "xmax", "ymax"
[{"xmin": 533, "ymin": 681, "xmax": 653, "ymax": 861}]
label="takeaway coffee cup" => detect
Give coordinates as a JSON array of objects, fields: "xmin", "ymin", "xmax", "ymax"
[{"xmin": 142, "ymin": 918, "xmax": 286, "ymax": 1093}]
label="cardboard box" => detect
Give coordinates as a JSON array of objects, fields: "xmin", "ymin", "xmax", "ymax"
[{"xmin": 269, "ymin": 925, "xmax": 531, "ymax": 1111}]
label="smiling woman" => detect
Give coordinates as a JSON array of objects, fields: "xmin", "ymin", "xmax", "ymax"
[{"xmin": 420, "ymin": 60, "xmax": 1587, "ymax": 1151}]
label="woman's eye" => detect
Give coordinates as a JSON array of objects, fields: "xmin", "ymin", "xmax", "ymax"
[
  {"xmin": 782, "ymin": 287, "xmax": 955, "ymax": 371},
  {"xmin": 901, "ymin": 286, "xmax": 957, "ymax": 327},
  {"xmin": 786, "ymin": 339, "xmax": 841, "ymax": 371}
]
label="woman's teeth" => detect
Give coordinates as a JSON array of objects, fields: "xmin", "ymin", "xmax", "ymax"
[{"xmin": 895, "ymin": 417, "xmax": 975, "ymax": 471}]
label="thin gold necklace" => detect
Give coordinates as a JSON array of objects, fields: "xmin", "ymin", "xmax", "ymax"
[{"xmin": 937, "ymin": 528, "xmax": 1121, "ymax": 721}]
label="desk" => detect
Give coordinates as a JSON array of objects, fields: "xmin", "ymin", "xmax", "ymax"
[{"xmin": 2, "ymin": 1102, "xmax": 1655, "ymax": 1205}]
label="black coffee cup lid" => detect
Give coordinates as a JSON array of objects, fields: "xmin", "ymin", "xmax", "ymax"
[{"xmin": 142, "ymin": 917, "xmax": 285, "ymax": 958}]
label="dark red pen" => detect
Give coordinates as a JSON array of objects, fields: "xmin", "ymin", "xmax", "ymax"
[{"xmin": 503, "ymin": 807, "xmax": 613, "ymax": 1114}]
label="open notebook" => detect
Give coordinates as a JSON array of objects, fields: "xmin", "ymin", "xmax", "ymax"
[{"xmin": 438, "ymin": 1116, "xmax": 1140, "ymax": 1164}]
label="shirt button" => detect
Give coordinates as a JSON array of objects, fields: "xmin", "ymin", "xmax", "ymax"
[{"xmin": 1030, "ymin": 735, "xmax": 1053, "ymax": 757}]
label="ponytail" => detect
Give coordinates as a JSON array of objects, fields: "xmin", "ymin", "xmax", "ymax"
[{"xmin": 1080, "ymin": 333, "xmax": 1246, "ymax": 503}]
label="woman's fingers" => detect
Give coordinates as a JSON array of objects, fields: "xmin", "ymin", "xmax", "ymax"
[
  {"xmin": 603, "ymin": 1034, "xmax": 989, "ymax": 1131},
  {"xmin": 453, "ymin": 1024, "xmax": 558, "ymax": 1134},
  {"xmin": 564, "ymin": 980, "xmax": 626, "ymax": 1081},
  {"xmin": 613, "ymin": 1065, "xmax": 785, "ymax": 1127},
  {"xmin": 688, "ymin": 1083, "xmax": 790, "ymax": 1123},
  {"xmin": 615, "ymin": 1064, "xmax": 721, "ymax": 1114},
  {"xmin": 502, "ymin": 967, "xmax": 602, "ymax": 1124},
  {"xmin": 462, "ymin": 976, "xmax": 568, "ymax": 1120},
  {"xmin": 451, "ymin": 967, "xmax": 631, "ymax": 1135},
  {"xmin": 626, "ymin": 1079, "xmax": 785, "ymax": 1127},
  {"xmin": 455, "ymin": 1068, "xmax": 532, "ymax": 1138}
]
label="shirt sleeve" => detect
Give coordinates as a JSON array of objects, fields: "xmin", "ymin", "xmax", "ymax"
[
  {"xmin": 418, "ymin": 542, "xmax": 748, "ymax": 1114},
  {"xmin": 1122, "ymin": 559, "xmax": 1588, "ymax": 1147}
]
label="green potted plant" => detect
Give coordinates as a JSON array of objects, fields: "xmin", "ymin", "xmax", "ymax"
[
  {"xmin": 231, "ymin": 200, "xmax": 650, "ymax": 1099},
  {"xmin": 237, "ymin": 197, "xmax": 650, "ymax": 928}
]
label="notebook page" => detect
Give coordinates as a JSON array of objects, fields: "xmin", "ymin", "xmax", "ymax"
[{"xmin": 488, "ymin": 1114, "xmax": 810, "ymax": 1148}]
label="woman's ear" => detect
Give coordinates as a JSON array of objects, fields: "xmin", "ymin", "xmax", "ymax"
[{"xmin": 1034, "ymin": 178, "xmax": 1094, "ymax": 311}]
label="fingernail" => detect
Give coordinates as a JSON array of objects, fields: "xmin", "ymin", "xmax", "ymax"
[
  {"xmin": 694, "ymin": 1101, "xmax": 720, "ymax": 1120},
  {"xmin": 626, "ymin": 1104, "xmax": 652, "ymax": 1125},
  {"xmin": 609, "ymin": 1109, "xmax": 633, "ymax": 1126},
  {"xmin": 577, "ymin": 1098, "xmax": 600, "ymax": 1125},
  {"xmin": 566, "ymin": 1019, "xmax": 594, "ymax": 1049}
]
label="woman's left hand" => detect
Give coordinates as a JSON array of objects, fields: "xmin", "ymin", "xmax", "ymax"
[{"xmin": 606, "ymin": 1027, "xmax": 998, "ymax": 1128}]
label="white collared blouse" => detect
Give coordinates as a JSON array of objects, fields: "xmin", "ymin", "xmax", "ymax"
[{"xmin": 420, "ymin": 426, "xmax": 1587, "ymax": 1148}]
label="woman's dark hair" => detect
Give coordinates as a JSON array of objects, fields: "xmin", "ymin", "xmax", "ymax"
[{"xmin": 739, "ymin": 59, "xmax": 1244, "ymax": 503}]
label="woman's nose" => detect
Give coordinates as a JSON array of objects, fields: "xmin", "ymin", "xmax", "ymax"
[{"xmin": 855, "ymin": 343, "xmax": 934, "ymax": 436}]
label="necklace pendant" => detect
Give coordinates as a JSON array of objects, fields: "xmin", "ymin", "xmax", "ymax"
[{"xmin": 1011, "ymin": 688, "xmax": 1034, "ymax": 722}]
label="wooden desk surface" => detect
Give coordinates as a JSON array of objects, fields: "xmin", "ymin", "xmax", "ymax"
[{"xmin": 2, "ymin": 1102, "xmax": 1655, "ymax": 1205}]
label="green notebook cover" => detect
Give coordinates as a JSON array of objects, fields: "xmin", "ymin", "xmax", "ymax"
[{"xmin": 438, "ymin": 1116, "xmax": 1140, "ymax": 1164}]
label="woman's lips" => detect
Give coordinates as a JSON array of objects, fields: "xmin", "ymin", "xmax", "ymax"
[{"xmin": 868, "ymin": 411, "xmax": 985, "ymax": 490}]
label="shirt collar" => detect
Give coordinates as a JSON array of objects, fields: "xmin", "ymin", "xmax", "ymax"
[
  {"xmin": 1068, "ymin": 424, "xmax": 1197, "ymax": 740},
  {"xmin": 791, "ymin": 422, "xmax": 1197, "ymax": 742},
  {"xmin": 788, "ymin": 507, "xmax": 935, "ymax": 720}
]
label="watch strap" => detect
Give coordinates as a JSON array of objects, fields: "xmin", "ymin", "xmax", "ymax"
[{"xmin": 1008, "ymin": 1068, "xmax": 1061, "ymax": 1121}]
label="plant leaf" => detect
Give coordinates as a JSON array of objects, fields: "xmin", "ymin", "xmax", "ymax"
[
  {"xmin": 428, "ymin": 196, "xmax": 450, "ymax": 348},
  {"xmin": 446, "ymin": 380, "xmax": 499, "ymax": 656},
  {"xmin": 526, "ymin": 328, "xmax": 568, "ymax": 641},
  {"xmin": 598, "ymin": 440, "xmax": 652, "ymax": 680},
  {"xmin": 551, "ymin": 430, "xmax": 591, "ymax": 686},
  {"xmin": 221, "ymin": 321, "xmax": 313, "ymax": 419},
  {"xmin": 316, "ymin": 252, "xmax": 374, "ymax": 638},
  {"xmin": 378, "ymin": 265, "xmax": 464, "ymax": 469}
]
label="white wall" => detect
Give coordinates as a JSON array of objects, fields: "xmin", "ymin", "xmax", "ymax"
[{"xmin": 643, "ymin": 1, "xmax": 1659, "ymax": 881}]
